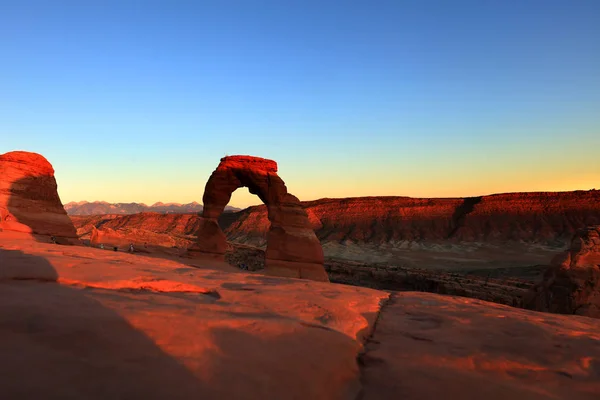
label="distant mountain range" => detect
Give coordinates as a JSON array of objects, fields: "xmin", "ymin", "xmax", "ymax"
[{"xmin": 64, "ymin": 201, "xmax": 241, "ymax": 215}]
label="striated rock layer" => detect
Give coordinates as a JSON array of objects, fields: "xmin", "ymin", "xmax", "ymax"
[
  {"xmin": 0, "ymin": 151, "xmax": 76, "ymax": 240},
  {"xmin": 525, "ymin": 226, "xmax": 600, "ymax": 318},
  {"xmin": 189, "ymin": 156, "xmax": 327, "ymax": 282},
  {"xmin": 73, "ymin": 191, "xmax": 600, "ymax": 252},
  {"xmin": 222, "ymin": 191, "xmax": 600, "ymax": 246}
]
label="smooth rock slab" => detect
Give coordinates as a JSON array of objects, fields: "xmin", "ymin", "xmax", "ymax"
[
  {"xmin": 360, "ymin": 292, "xmax": 600, "ymax": 400},
  {"xmin": 0, "ymin": 235, "xmax": 385, "ymax": 399}
]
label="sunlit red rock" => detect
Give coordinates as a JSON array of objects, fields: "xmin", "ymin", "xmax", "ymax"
[
  {"xmin": 0, "ymin": 233, "xmax": 382, "ymax": 399},
  {"xmin": 223, "ymin": 191, "xmax": 600, "ymax": 246},
  {"xmin": 0, "ymin": 151, "xmax": 76, "ymax": 240},
  {"xmin": 1, "ymin": 234, "xmax": 598, "ymax": 399},
  {"xmin": 189, "ymin": 155, "xmax": 327, "ymax": 281}
]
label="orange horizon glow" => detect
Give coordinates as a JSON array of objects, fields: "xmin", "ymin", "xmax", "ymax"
[{"xmin": 58, "ymin": 174, "xmax": 599, "ymax": 209}]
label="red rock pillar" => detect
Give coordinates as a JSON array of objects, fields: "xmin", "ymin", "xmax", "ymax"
[
  {"xmin": 264, "ymin": 194, "xmax": 328, "ymax": 281},
  {"xmin": 188, "ymin": 217, "xmax": 228, "ymax": 260}
]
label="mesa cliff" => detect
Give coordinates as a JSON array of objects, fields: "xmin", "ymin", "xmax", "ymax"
[
  {"xmin": 72, "ymin": 190, "xmax": 600, "ymax": 273},
  {"xmin": 223, "ymin": 191, "xmax": 600, "ymax": 246},
  {"xmin": 74, "ymin": 191, "xmax": 600, "ymax": 249}
]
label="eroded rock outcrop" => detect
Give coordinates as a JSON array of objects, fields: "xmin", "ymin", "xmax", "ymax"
[
  {"xmin": 189, "ymin": 155, "xmax": 327, "ymax": 281},
  {"xmin": 525, "ymin": 226, "xmax": 600, "ymax": 318},
  {"xmin": 0, "ymin": 151, "xmax": 76, "ymax": 240}
]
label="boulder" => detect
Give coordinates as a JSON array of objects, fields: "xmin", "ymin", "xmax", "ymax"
[
  {"xmin": 525, "ymin": 225, "xmax": 600, "ymax": 318},
  {"xmin": 189, "ymin": 155, "xmax": 327, "ymax": 281},
  {"xmin": 0, "ymin": 151, "xmax": 77, "ymax": 241}
]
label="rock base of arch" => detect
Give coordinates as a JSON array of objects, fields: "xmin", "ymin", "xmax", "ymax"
[
  {"xmin": 191, "ymin": 217, "xmax": 228, "ymax": 253},
  {"xmin": 264, "ymin": 260, "xmax": 329, "ymax": 282}
]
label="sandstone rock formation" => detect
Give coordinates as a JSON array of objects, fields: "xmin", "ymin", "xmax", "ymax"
[
  {"xmin": 360, "ymin": 291, "xmax": 600, "ymax": 400},
  {"xmin": 222, "ymin": 190, "xmax": 600, "ymax": 247},
  {"xmin": 0, "ymin": 151, "xmax": 76, "ymax": 241},
  {"xmin": 525, "ymin": 226, "xmax": 600, "ymax": 318},
  {"xmin": 0, "ymin": 234, "xmax": 383, "ymax": 399},
  {"xmin": 72, "ymin": 189, "xmax": 600, "ymax": 278},
  {"xmin": 73, "ymin": 190, "xmax": 600, "ymax": 254},
  {"xmin": 1, "ymin": 234, "xmax": 599, "ymax": 399},
  {"xmin": 189, "ymin": 156, "xmax": 327, "ymax": 281}
]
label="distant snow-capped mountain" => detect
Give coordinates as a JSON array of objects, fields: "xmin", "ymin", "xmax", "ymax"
[{"xmin": 64, "ymin": 201, "xmax": 240, "ymax": 215}]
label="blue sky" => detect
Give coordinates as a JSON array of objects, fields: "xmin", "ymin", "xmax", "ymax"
[{"xmin": 1, "ymin": 0, "xmax": 599, "ymax": 207}]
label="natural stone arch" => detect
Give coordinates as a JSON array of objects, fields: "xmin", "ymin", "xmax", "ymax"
[{"xmin": 189, "ymin": 155, "xmax": 328, "ymax": 282}]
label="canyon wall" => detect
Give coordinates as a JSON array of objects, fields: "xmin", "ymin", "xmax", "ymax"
[
  {"xmin": 71, "ymin": 190, "xmax": 600, "ymax": 269},
  {"xmin": 222, "ymin": 191, "xmax": 600, "ymax": 247}
]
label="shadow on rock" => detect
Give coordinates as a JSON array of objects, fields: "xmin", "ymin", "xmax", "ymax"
[
  {"xmin": 3, "ymin": 173, "xmax": 78, "ymax": 244},
  {"xmin": 0, "ymin": 249, "xmax": 218, "ymax": 398}
]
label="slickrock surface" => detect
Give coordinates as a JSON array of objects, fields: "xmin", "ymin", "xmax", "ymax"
[
  {"xmin": 360, "ymin": 292, "xmax": 600, "ymax": 400},
  {"xmin": 1, "ymin": 233, "xmax": 599, "ymax": 399},
  {"xmin": 0, "ymin": 151, "xmax": 77, "ymax": 240},
  {"xmin": 526, "ymin": 226, "xmax": 600, "ymax": 318},
  {"xmin": 190, "ymin": 155, "xmax": 327, "ymax": 281},
  {"xmin": 0, "ymin": 232, "xmax": 383, "ymax": 399}
]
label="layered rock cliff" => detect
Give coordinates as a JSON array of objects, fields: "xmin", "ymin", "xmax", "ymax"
[
  {"xmin": 221, "ymin": 191, "xmax": 600, "ymax": 247},
  {"xmin": 70, "ymin": 190, "xmax": 600, "ymax": 271},
  {"xmin": 72, "ymin": 191, "xmax": 600, "ymax": 248}
]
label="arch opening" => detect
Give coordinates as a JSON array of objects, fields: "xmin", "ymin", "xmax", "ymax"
[{"xmin": 189, "ymin": 155, "xmax": 328, "ymax": 282}]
